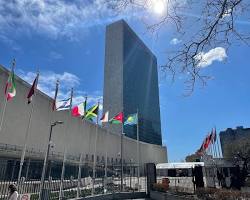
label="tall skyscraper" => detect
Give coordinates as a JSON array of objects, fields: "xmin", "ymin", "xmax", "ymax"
[{"xmin": 103, "ymin": 20, "xmax": 162, "ymax": 145}]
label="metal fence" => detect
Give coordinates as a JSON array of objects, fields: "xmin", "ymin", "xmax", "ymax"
[{"xmin": 0, "ymin": 156, "xmax": 147, "ymax": 200}]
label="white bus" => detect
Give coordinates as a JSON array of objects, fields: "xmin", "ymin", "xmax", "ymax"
[{"xmin": 156, "ymin": 161, "xmax": 234, "ymax": 193}]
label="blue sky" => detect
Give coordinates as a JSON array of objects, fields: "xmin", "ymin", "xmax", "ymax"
[{"xmin": 0, "ymin": 0, "xmax": 250, "ymax": 162}]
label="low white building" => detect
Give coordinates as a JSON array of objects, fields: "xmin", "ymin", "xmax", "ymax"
[{"xmin": 0, "ymin": 65, "xmax": 167, "ymax": 176}]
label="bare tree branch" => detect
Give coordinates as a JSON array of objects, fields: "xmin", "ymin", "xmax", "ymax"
[{"xmin": 108, "ymin": 0, "xmax": 250, "ymax": 95}]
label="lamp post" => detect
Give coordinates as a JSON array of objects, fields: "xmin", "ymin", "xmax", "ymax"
[
  {"xmin": 130, "ymin": 158, "xmax": 133, "ymax": 190},
  {"xmin": 39, "ymin": 121, "xmax": 63, "ymax": 200}
]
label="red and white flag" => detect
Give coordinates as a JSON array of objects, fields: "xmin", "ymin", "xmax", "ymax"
[
  {"xmin": 72, "ymin": 101, "xmax": 86, "ymax": 117},
  {"xmin": 100, "ymin": 111, "xmax": 109, "ymax": 123},
  {"xmin": 27, "ymin": 73, "xmax": 39, "ymax": 104}
]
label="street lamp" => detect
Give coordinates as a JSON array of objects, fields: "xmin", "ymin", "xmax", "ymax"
[
  {"xmin": 130, "ymin": 158, "xmax": 133, "ymax": 190},
  {"xmin": 39, "ymin": 121, "xmax": 63, "ymax": 200},
  {"xmin": 52, "ymin": 121, "xmax": 63, "ymax": 126}
]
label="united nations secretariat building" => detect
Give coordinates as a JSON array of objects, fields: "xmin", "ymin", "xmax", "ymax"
[{"xmin": 0, "ymin": 20, "xmax": 167, "ymax": 180}]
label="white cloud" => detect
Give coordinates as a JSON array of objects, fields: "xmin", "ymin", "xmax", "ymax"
[
  {"xmin": 0, "ymin": 0, "xmax": 140, "ymax": 41},
  {"xmin": 0, "ymin": 0, "xmax": 117, "ymax": 40},
  {"xmin": 0, "ymin": 0, "xmax": 184, "ymax": 42},
  {"xmin": 17, "ymin": 70, "xmax": 102, "ymax": 109},
  {"xmin": 195, "ymin": 47, "xmax": 227, "ymax": 68},
  {"xmin": 18, "ymin": 70, "xmax": 80, "ymax": 97},
  {"xmin": 72, "ymin": 92, "xmax": 103, "ymax": 108},
  {"xmin": 170, "ymin": 38, "xmax": 181, "ymax": 45}
]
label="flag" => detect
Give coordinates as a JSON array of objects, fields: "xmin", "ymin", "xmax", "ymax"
[
  {"xmin": 109, "ymin": 112, "xmax": 123, "ymax": 124},
  {"xmin": 211, "ymin": 128, "xmax": 217, "ymax": 144},
  {"xmin": 85, "ymin": 104, "xmax": 99, "ymax": 120},
  {"xmin": 124, "ymin": 113, "xmax": 138, "ymax": 125},
  {"xmin": 100, "ymin": 111, "xmax": 109, "ymax": 123},
  {"xmin": 203, "ymin": 136, "xmax": 209, "ymax": 150},
  {"xmin": 203, "ymin": 133, "xmax": 212, "ymax": 150},
  {"xmin": 5, "ymin": 69, "xmax": 16, "ymax": 101},
  {"xmin": 27, "ymin": 73, "xmax": 39, "ymax": 104},
  {"xmin": 52, "ymin": 80, "xmax": 59, "ymax": 111},
  {"xmin": 72, "ymin": 101, "xmax": 86, "ymax": 117},
  {"xmin": 56, "ymin": 98, "xmax": 71, "ymax": 111}
]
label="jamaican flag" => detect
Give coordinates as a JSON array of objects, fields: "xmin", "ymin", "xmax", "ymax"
[{"xmin": 84, "ymin": 104, "xmax": 99, "ymax": 120}]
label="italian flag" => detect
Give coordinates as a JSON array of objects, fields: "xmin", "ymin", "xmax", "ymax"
[
  {"xmin": 5, "ymin": 70, "xmax": 16, "ymax": 101},
  {"xmin": 109, "ymin": 112, "xmax": 123, "ymax": 124}
]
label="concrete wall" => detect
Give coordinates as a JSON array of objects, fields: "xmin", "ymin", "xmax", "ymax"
[
  {"xmin": 0, "ymin": 66, "xmax": 167, "ymax": 164},
  {"xmin": 103, "ymin": 20, "xmax": 124, "ymax": 135},
  {"xmin": 76, "ymin": 192, "xmax": 147, "ymax": 200}
]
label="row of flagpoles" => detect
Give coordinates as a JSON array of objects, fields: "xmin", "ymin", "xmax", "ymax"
[
  {"xmin": 0, "ymin": 59, "xmax": 138, "ymax": 123},
  {"xmin": 196, "ymin": 127, "xmax": 223, "ymax": 158},
  {"xmin": 0, "ymin": 60, "xmax": 141, "ymax": 198}
]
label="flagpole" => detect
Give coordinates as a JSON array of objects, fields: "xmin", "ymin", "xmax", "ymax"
[
  {"xmin": 216, "ymin": 134, "xmax": 222, "ymax": 158},
  {"xmin": 83, "ymin": 96, "xmax": 92, "ymax": 182},
  {"xmin": 17, "ymin": 71, "xmax": 39, "ymax": 189},
  {"xmin": 210, "ymin": 142, "xmax": 213, "ymax": 157},
  {"xmin": 136, "ymin": 109, "xmax": 140, "ymax": 191},
  {"xmin": 212, "ymin": 128, "xmax": 218, "ymax": 158},
  {"xmin": 104, "ymin": 128, "xmax": 108, "ymax": 194},
  {"xmin": 77, "ymin": 153, "xmax": 83, "ymax": 198},
  {"xmin": 213, "ymin": 127, "xmax": 219, "ymax": 158},
  {"xmin": 0, "ymin": 97, "xmax": 7, "ymax": 134},
  {"xmin": 77, "ymin": 96, "xmax": 89, "ymax": 199},
  {"xmin": 212, "ymin": 141, "xmax": 216, "ymax": 158},
  {"xmin": 0, "ymin": 59, "xmax": 16, "ymax": 134},
  {"xmin": 213, "ymin": 129, "xmax": 218, "ymax": 158},
  {"xmin": 59, "ymin": 88, "xmax": 73, "ymax": 200},
  {"xmin": 92, "ymin": 101, "xmax": 100, "ymax": 196},
  {"xmin": 59, "ymin": 148, "xmax": 67, "ymax": 200},
  {"xmin": 17, "ymin": 103, "xmax": 34, "ymax": 187},
  {"xmin": 120, "ymin": 120, "xmax": 124, "ymax": 192}
]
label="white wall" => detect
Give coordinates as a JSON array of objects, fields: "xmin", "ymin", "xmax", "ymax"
[{"xmin": 0, "ymin": 66, "xmax": 167, "ymax": 164}]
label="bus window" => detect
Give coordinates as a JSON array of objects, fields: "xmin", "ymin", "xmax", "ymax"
[
  {"xmin": 177, "ymin": 169, "xmax": 189, "ymax": 177},
  {"xmin": 168, "ymin": 169, "xmax": 176, "ymax": 177}
]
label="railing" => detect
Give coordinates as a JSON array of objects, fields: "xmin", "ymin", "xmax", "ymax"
[{"xmin": 0, "ymin": 157, "xmax": 147, "ymax": 200}]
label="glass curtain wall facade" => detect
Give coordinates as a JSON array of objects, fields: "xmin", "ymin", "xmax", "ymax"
[{"xmin": 103, "ymin": 20, "xmax": 162, "ymax": 145}]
